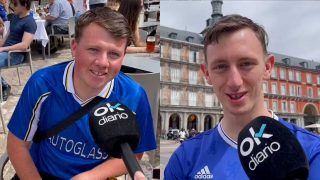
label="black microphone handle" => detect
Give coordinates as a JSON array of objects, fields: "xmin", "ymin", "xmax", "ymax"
[{"xmin": 120, "ymin": 143, "xmax": 144, "ymax": 179}]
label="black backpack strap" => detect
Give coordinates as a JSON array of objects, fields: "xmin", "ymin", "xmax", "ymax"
[{"xmin": 33, "ymin": 96, "xmax": 104, "ymax": 143}]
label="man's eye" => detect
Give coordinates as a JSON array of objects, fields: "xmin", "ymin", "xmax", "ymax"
[
  {"xmin": 240, "ymin": 62, "xmax": 255, "ymax": 69},
  {"xmin": 88, "ymin": 48, "xmax": 98, "ymax": 53},
  {"xmin": 108, "ymin": 52, "xmax": 120, "ymax": 60},
  {"xmin": 212, "ymin": 64, "xmax": 228, "ymax": 72}
]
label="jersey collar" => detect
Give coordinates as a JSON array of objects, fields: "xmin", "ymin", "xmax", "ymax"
[
  {"xmin": 218, "ymin": 122, "xmax": 238, "ymax": 149},
  {"xmin": 217, "ymin": 110, "xmax": 279, "ymax": 149},
  {"xmin": 63, "ymin": 61, "xmax": 114, "ymax": 105}
]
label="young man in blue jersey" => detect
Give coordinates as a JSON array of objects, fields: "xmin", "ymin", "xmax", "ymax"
[
  {"xmin": 7, "ymin": 7, "xmax": 156, "ymax": 180},
  {"xmin": 165, "ymin": 15, "xmax": 320, "ymax": 179}
]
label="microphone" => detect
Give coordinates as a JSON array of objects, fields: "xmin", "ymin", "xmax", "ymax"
[
  {"xmin": 237, "ymin": 116, "xmax": 309, "ymax": 180},
  {"xmin": 89, "ymin": 102, "xmax": 143, "ymax": 179}
]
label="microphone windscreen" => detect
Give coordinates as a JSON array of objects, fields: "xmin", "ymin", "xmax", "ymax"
[
  {"xmin": 89, "ymin": 102, "xmax": 140, "ymax": 158},
  {"xmin": 237, "ymin": 116, "xmax": 309, "ymax": 180}
]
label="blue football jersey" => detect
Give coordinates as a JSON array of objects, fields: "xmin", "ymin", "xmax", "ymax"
[
  {"xmin": 164, "ymin": 115, "xmax": 320, "ymax": 180},
  {"xmin": 8, "ymin": 61, "xmax": 157, "ymax": 179}
]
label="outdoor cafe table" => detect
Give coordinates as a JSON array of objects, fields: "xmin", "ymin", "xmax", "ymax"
[
  {"xmin": 4, "ymin": 19, "xmax": 49, "ymax": 60},
  {"xmin": 122, "ymin": 53, "xmax": 160, "ymax": 73}
]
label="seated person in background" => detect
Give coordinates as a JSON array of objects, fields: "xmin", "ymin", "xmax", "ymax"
[
  {"xmin": 118, "ymin": 0, "xmax": 159, "ymax": 53},
  {"xmin": 0, "ymin": 0, "xmax": 36, "ymax": 101},
  {"xmin": 0, "ymin": 0, "xmax": 8, "ymax": 21},
  {"xmin": 67, "ymin": 0, "xmax": 76, "ymax": 16},
  {"xmin": 43, "ymin": 0, "xmax": 73, "ymax": 34},
  {"xmin": 73, "ymin": 0, "xmax": 88, "ymax": 15},
  {"xmin": 88, "ymin": 0, "xmax": 107, "ymax": 9}
]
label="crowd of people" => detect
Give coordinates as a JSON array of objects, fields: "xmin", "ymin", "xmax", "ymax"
[{"xmin": 165, "ymin": 128, "xmax": 199, "ymax": 142}]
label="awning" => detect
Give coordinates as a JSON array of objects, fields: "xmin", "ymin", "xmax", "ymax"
[{"xmin": 305, "ymin": 124, "xmax": 320, "ymax": 128}]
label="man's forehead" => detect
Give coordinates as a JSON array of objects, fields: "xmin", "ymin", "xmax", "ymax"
[
  {"xmin": 209, "ymin": 28, "xmax": 258, "ymax": 45},
  {"xmin": 206, "ymin": 29, "xmax": 265, "ymax": 62}
]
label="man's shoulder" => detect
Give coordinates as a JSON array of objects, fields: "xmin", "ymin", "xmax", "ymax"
[
  {"xmin": 279, "ymin": 118, "xmax": 320, "ymax": 155},
  {"xmin": 279, "ymin": 118, "xmax": 320, "ymax": 141},
  {"xmin": 175, "ymin": 128, "xmax": 218, "ymax": 155},
  {"xmin": 18, "ymin": 14, "xmax": 35, "ymax": 23},
  {"xmin": 18, "ymin": 14, "xmax": 36, "ymax": 31},
  {"xmin": 31, "ymin": 61, "xmax": 70, "ymax": 84},
  {"xmin": 114, "ymin": 72, "xmax": 145, "ymax": 95}
]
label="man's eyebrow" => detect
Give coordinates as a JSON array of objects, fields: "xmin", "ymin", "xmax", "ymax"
[
  {"xmin": 209, "ymin": 59, "xmax": 228, "ymax": 65},
  {"xmin": 238, "ymin": 57, "xmax": 259, "ymax": 62}
]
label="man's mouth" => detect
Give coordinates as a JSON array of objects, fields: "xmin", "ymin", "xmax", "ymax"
[
  {"xmin": 90, "ymin": 70, "xmax": 107, "ymax": 77},
  {"xmin": 226, "ymin": 92, "xmax": 247, "ymax": 100}
]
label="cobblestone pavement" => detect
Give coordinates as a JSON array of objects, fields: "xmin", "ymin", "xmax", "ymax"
[
  {"xmin": 0, "ymin": 47, "xmax": 160, "ymax": 179},
  {"xmin": 160, "ymin": 140, "xmax": 180, "ymax": 180}
]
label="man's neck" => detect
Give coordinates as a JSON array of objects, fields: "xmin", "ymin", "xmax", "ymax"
[
  {"xmin": 220, "ymin": 105, "xmax": 272, "ymax": 143},
  {"xmin": 18, "ymin": 10, "xmax": 29, "ymax": 18},
  {"xmin": 73, "ymin": 74, "xmax": 103, "ymax": 102}
]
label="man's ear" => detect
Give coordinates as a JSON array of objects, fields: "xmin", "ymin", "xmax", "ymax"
[
  {"xmin": 201, "ymin": 63, "xmax": 213, "ymax": 85},
  {"xmin": 263, "ymin": 54, "xmax": 275, "ymax": 80},
  {"xmin": 71, "ymin": 39, "xmax": 77, "ymax": 58}
]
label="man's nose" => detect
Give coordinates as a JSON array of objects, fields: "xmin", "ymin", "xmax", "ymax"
[
  {"xmin": 95, "ymin": 53, "xmax": 110, "ymax": 67},
  {"xmin": 226, "ymin": 66, "xmax": 243, "ymax": 91}
]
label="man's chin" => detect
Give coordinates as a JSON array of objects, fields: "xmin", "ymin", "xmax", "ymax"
[
  {"xmin": 224, "ymin": 105, "xmax": 252, "ymax": 116},
  {"xmin": 88, "ymin": 82, "xmax": 108, "ymax": 90}
]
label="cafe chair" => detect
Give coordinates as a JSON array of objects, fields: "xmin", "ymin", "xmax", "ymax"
[
  {"xmin": 0, "ymin": 47, "xmax": 34, "ymax": 134},
  {"xmin": 7, "ymin": 47, "xmax": 34, "ymax": 83},
  {"xmin": 0, "ymin": 152, "xmax": 9, "ymax": 180},
  {"xmin": 0, "ymin": 105, "xmax": 4, "ymax": 134},
  {"xmin": 48, "ymin": 16, "xmax": 75, "ymax": 57}
]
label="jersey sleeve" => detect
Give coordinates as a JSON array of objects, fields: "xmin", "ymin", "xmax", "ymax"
[
  {"xmin": 7, "ymin": 73, "xmax": 50, "ymax": 142},
  {"xmin": 132, "ymin": 87, "xmax": 157, "ymax": 153},
  {"xmin": 24, "ymin": 17, "xmax": 37, "ymax": 34},
  {"xmin": 308, "ymin": 143, "xmax": 320, "ymax": 180},
  {"xmin": 164, "ymin": 146, "xmax": 186, "ymax": 179}
]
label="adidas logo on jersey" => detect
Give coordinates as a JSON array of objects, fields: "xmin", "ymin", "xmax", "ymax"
[{"xmin": 194, "ymin": 165, "xmax": 213, "ymax": 179}]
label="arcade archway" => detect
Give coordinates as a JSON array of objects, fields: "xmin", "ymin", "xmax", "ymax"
[
  {"xmin": 187, "ymin": 114, "xmax": 198, "ymax": 131},
  {"xmin": 204, "ymin": 115, "xmax": 213, "ymax": 131},
  {"xmin": 304, "ymin": 104, "xmax": 318, "ymax": 126},
  {"xmin": 169, "ymin": 113, "xmax": 181, "ymax": 130}
]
